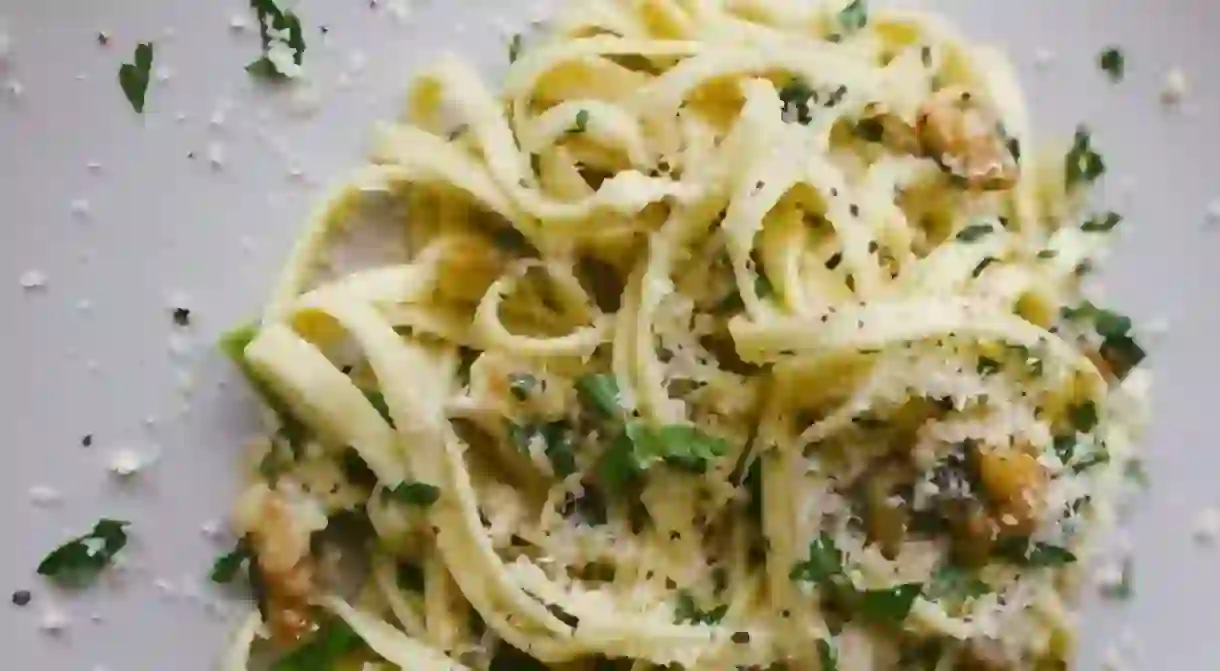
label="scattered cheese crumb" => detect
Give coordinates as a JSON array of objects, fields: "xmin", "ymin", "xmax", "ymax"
[
  {"xmin": 77, "ymin": 299, "xmax": 94, "ymax": 313},
  {"xmin": 1192, "ymin": 506, "xmax": 1220, "ymax": 546},
  {"xmin": 39, "ymin": 608, "xmax": 70, "ymax": 635},
  {"xmin": 0, "ymin": 25, "xmax": 12, "ymax": 62},
  {"xmin": 19, "ymin": 269, "xmax": 48, "ymax": 290},
  {"xmin": 266, "ymin": 39, "xmax": 302, "ymax": 79},
  {"xmin": 1032, "ymin": 48, "xmax": 1055, "ymax": 71},
  {"xmin": 86, "ymin": 160, "xmax": 102, "ymax": 172},
  {"xmin": 154, "ymin": 65, "xmax": 173, "ymax": 83},
  {"xmin": 385, "ymin": 0, "xmax": 414, "ymax": 23},
  {"xmin": 201, "ymin": 519, "xmax": 225, "ymax": 540},
  {"xmin": 108, "ymin": 448, "xmax": 147, "ymax": 478},
  {"xmin": 28, "ymin": 485, "xmax": 63, "ymax": 508},
  {"xmin": 5, "ymin": 77, "xmax": 23, "ymax": 98},
  {"xmin": 207, "ymin": 142, "xmax": 226, "ymax": 169},
  {"xmin": 1205, "ymin": 201, "xmax": 1220, "ymax": 227},
  {"xmin": 70, "ymin": 198, "xmax": 91, "ymax": 219},
  {"xmin": 229, "ymin": 13, "xmax": 250, "ymax": 31},
  {"xmin": 1161, "ymin": 68, "xmax": 1189, "ymax": 106}
]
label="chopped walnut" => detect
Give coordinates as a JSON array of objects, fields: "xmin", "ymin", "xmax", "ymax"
[{"xmin": 916, "ymin": 87, "xmax": 1018, "ymax": 191}]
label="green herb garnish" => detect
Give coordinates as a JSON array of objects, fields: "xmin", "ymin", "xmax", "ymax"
[
  {"xmin": 956, "ymin": 223, "xmax": 994, "ymax": 242},
  {"xmin": 977, "ymin": 356, "xmax": 1002, "ymax": 376},
  {"xmin": 1065, "ymin": 126, "xmax": 1106, "ymax": 188},
  {"xmin": 779, "ymin": 80, "xmax": 816, "ymax": 125},
  {"xmin": 1099, "ymin": 47, "xmax": 1125, "ymax": 83},
  {"xmin": 576, "ymin": 374, "xmax": 623, "ymax": 418},
  {"xmin": 37, "ymin": 519, "xmax": 130, "ymax": 586},
  {"xmin": 856, "ymin": 583, "xmax": 923, "ymax": 623},
  {"xmin": 996, "ymin": 540, "xmax": 1077, "ymax": 567},
  {"xmin": 1067, "ymin": 401, "xmax": 1099, "ymax": 433},
  {"xmin": 1081, "ymin": 211, "xmax": 1123, "ymax": 233},
  {"xmin": 210, "ymin": 539, "xmax": 254, "ymax": 584},
  {"xmin": 928, "ymin": 565, "xmax": 989, "ymax": 603},
  {"xmin": 271, "ymin": 618, "xmax": 361, "ymax": 671},
  {"xmin": 675, "ymin": 591, "xmax": 729, "ymax": 625},
  {"xmin": 789, "ymin": 532, "xmax": 844, "ymax": 584},
  {"xmin": 510, "ymin": 421, "xmax": 577, "ymax": 478},
  {"xmin": 1061, "ymin": 301, "xmax": 1146, "ymax": 379},
  {"xmin": 383, "ymin": 482, "xmax": 442, "ymax": 507},
  {"xmin": 817, "ymin": 638, "xmax": 839, "ymax": 671},
  {"xmin": 118, "ymin": 43, "xmax": 154, "ymax": 113},
  {"xmin": 364, "ymin": 390, "xmax": 395, "ymax": 427},
  {"xmin": 508, "ymin": 33, "xmax": 523, "ymax": 62},
  {"xmin": 839, "ymin": 0, "xmax": 869, "ymax": 34},
  {"xmin": 971, "ymin": 257, "xmax": 998, "ymax": 278},
  {"xmin": 248, "ymin": 0, "xmax": 306, "ymax": 80},
  {"xmin": 572, "ymin": 109, "xmax": 590, "ymax": 134}
]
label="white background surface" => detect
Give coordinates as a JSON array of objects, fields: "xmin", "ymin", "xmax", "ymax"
[{"xmin": 1, "ymin": 1, "xmax": 1217, "ymax": 669}]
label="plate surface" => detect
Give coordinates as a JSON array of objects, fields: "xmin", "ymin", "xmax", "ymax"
[{"xmin": 2, "ymin": 1, "xmax": 1217, "ymax": 669}]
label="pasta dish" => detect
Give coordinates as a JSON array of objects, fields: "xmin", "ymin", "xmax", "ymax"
[{"xmin": 214, "ymin": 0, "xmax": 1150, "ymax": 669}]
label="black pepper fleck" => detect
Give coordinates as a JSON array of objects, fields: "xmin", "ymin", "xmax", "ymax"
[
  {"xmin": 849, "ymin": 204, "xmax": 860, "ymax": 217},
  {"xmin": 81, "ymin": 434, "xmax": 93, "ymax": 448},
  {"xmin": 665, "ymin": 577, "xmax": 677, "ymax": 589},
  {"xmin": 669, "ymin": 531, "xmax": 681, "ymax": 541},
  {"xmin": 11, "ymin": 590, "xmax": 31, "ymax": 607},
  {"xmin": 172, "ymin": 307, "xmax": 191, "ymax": 327},
  {"xmin": 97, "ymin": 32, "xmax": 110, "ymax": 46},
  {"xmin": 732, "ymin": 631, "xmax": 751, "ymax": 644}
]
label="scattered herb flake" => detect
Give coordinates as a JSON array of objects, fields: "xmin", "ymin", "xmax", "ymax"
[
  {"xmin": 172, "ymin": 307, "xmax": 191, "ymax": 326},
  {"xmin": 1081, "ymin": 211, "xmax": 1123, "ymax": 233},
  {"xmin": 998, "ymin": 540, "xmax": 1077, "ymax": 567},
  {"xmin": 1007, "ymin": 136, "xmax": 1022, "ymax": 163},
  {"xmin": 576, "ymin": 374, "xmax": 622, "ymax": 418},
  {"xmin": 364, "ymin": 390, "xmax": 395, "ymax": 427},
  {"xmin": 1036, "ymin": 249, "xmax": 1058, "ymax": 260},
  {"xmin": 572, "ymin": 109, "xmax": 590, "ymax": 134},
  {"xmin": 118, "ymin": 43, "xmax": 154, "ymax": 113},
  {"xmin": 270, "ymin": 618, "xmax": 361, "ymax": 671},
  {"xmin": 779, "ymin": 80, "xmax": 815, "ymax": 125},
  {"xmin": 1099, "ymin": 47, "xmax": 1125, "ymax": 83},
  {"xmin": 839, "ymin": 0, "xmax": 869, "ymax": 34},
  {"xmin": 976, "ymin": 356, "xmax": 1002, "ymax": 377},
  {"xmin": 817, "ymin": 638, "xmax": 839, "ymax": 671},
  {"xmin": 210, "ymin": 539, "xmax": 254, "ymax": 584},
  {"xmin": 37, "ymin": 519, "xmax": 130, "ymax": 586},
  {"xmin": 857, "ymin": 583, "xmax": 923, "ymax": 623},
  {"xmin": 971, "ymin": 257, "xmax": 998, "ymax": 278},
  {"xmin": 1065, "ymin": 126, "xmax": 1106, "ymax": 188},
  {"xmin": 928, "ymin": 565, "xmax": 989, "ymax": 603},
  {"xmin": 1067, "ymin": 401, "xmax": 1099, "ymax": 433},
  {"xmin": 248, "ymin": 0, "xmax": 306, "ymax": 80},
  {"xmin": 789, "ymin": 532, "xmax": 844, "ymax": 584},
  {"xmin": 383, "ymin": 482, "xmax": 441, "ymax": 507},
  {"xmin": 509, "ymin": 33, "xmax": 523, "ymax": 62},
  {"xmin": 675, "ymin": 591, "xmax": 729, "ymax": 625},
  {"xmin": 956, "ymin": 223, "xmax": 994, "ymax": 242}
]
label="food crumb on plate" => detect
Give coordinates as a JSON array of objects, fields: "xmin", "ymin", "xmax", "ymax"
[
  {"xmin": 39, "ymin": 608, "xmax": 70, "ymax": 635},
  {"xmin": 18, "ymin": 269, "xmax": 48, "ymax": 290},
  {"xmin": 70, "ymin": 197, "xmax": 91, "ymax": 219},
  {"xmin": 207, "ymin": 142, "xmax": 226, "ymax": 169},
  {"xmin": 1192, "ymin": 506, "xmax": 1220, "ymax": 545},
  {"xmin": 108, "ymin": 447, "xmax": 155, "ymax": 478},
  {"xmin": 28, "ymin": 485, "xmax": 64, "ymax": 508},
  {"xmin": 1161, "ymin": 67, "xmax": 1189, "ymax": 105}
]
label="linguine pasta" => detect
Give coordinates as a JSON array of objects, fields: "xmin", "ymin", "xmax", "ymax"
[{"xmin": 216, "ymin": 1, "xmax": 1149, "ymax": 669}]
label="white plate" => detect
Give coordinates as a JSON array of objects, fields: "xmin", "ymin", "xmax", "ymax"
[{"xmin": 2, "ymin": 0, "xmax": 1217, "ymax": 669}]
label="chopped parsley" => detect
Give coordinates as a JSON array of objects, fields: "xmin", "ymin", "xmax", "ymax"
[
  {"xmin": 1099, "ymin": 47, "xmax": 1125, "ymax": 83},
  {"xmin": 625, "ymin": 422, "xmax": 729, "ymax": 474},
  {"xmin": 247, "ymin": 0, "xmax": 306, "ymax": 80},
  {"xmin": 1065, "ymin": 126, "xmax": 1106, "ymax": 188},
  {"xmin": 1067, "ymin": 401, "xmax": 1099, "ymax": 433},
  {"xmin": 996, "ymin": 539, "xmax": 1077, "ymax": 567},
  {"xmin": 1007, "ymin": 136, "xmax": 1022, "ymax": 163},
  {"xmin": 508, "ymin": 373, "xmax": 538, "ymax": 401},
  {"xmin": 674, "ymin": 591, "xmax": 728, "ymax": 625},
  {"xmin": 37, "ymin": 519, "xmax": 130, "ymax": 586},
  {"xmin": 509, "ymin": 421, "xmax": 577, "ymax": 477},
  {"xmin": 572, "ymin": 109, "xmax": 590, "ymax": 134},
  {"xmin": 118, "ymin": 42, "xmax": 154, "ymax": 113},
  {"xmin": 1081, "ymin": 211, "xmax": 1123, "ymax": 233},
  {"xmin": 383, "ymin": 482, "xmax": 441, "ymax": 507},
  {"xmin": 955, "ymin": 223, "xmax": 994, "ymax": 242},
  {"xmin": 856, "ymin": 583, "xmax": 923, "ymax": 623},
  {"xmin": 838, "ymin": 0, "xmax": 869, "ymax": 34},
  {"xmin": 364, "ymin": 390, "xmax": 395, "ymax": 427},
  {"xmin": 779, "ymin": 80, "xmax": 816, "ymax": 125},
  {"xmin": 928, "ymin": 565, "xmax": 989, "ymax": 603},
  {"xmin": 1061, "ymin": 301, "xmax": 1146, "ymax": 379},
  {"xmin": 789, "ymin": 532, "xmax": 844, "ymax": 584},
  {"xmin": 576, "ymin": 374, "xmax": 623, "ymax": 418},
  {"xmin": 210, "ymin": 539, "xmax": 254, "ymax": 584},
  {"xmin": 270, "ymin": 618, "xmax": 361, "ymax": 671},
  {"xmin": 508, "ymin": 33, "xmax": 523, "ymax": 62},
  {"xmin": 971, "ymin": 257, "xmax": 998, "ymax": 278},
  {"xmin": 817, "ymin": 638, "xmax": 839, "ymax": 671},
  {"xmin": 976, "ymin": 356, "xmax": 1002, "ymax": 377}
]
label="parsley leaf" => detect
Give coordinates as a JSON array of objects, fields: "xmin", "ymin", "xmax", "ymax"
[
  {"xmin": 956, "ymin": 223, "xmax": 994, "ymax": 242},
  {"xmin": 971, "ymin": 257, "xmax": 998, "ymax": 278},
  {"xmin": 508, "ymin": 33, "xmax": 523, "ymax": 62},
  {"xmin": 779, "ymin": 80, "xmax": 816, "ymax": 125},
  {"xmin": 248, "ymin": 0, "xmax": 306, "ymax": 80},
  {"xmin": 383, "ymin": 482, "xmax": 441, "ymax": 507},
  {"xmin": 1061, "ymin": 301, "xmax": 1146, "ymax": 379},
  {"xmin": 839, "ymin": 0, "xmax": 869, "ymax": 34},
  {"xmin": 364, "ymin": 390, "xmax": 395, "ymax": 427},
  {"xmin": 1067, "ymin": 401, "xmax": 1099, "ymax": 433},
  {"xmin": 210, "ymin": 539, "xmax": 254, "ymax": 584},
  {"xmin": 572, "ymin": 109, "xmax": 590, "ymax": 134},
  {"xmin": 510, "ymin": 421, "xmax": 577, "ymax": 478},
  {"xmin": 118, "ymin": 43, "xmax": 154, "ymax": 113},
  {"xmin": 626, "ymin": 422, "xmax": 729, "ymax": 473},
  {"xmin": 577, "ymin": 374, "xmax": 623, "ymax": 418},
  {"xmin": 271, "ymin": 618, "xmax": 361, "ymax": 671},
  {"xmin": 598, "ymin": 431, "xmax": 641, "ymax": 493},
  {"xmin": 1065, "ymin": 126, "xmax": 1106, "ymax": 188},
  {"xmin": 977, "ymin": 356, "xmax": 1002, "ymax": 376},
  {"xmin": 817, "ymin": 638, "xmax": 840, "ymax": 671},
  {"xmin": 996, "ymin": 539, "xmax": 1077, "ymax": 567},
  {"xmin": 856, "ymin": 583, "xmax": 923, "ymax": 623},
  {"xmin": 928, "ymin": 565, "xmax": 989, "ymax": 603},
  {"xmin": 1081, "ymin": 211, "xmax": 1123, "ymax": 233},
  {"xmin": 789, "ymin": 532, "xmax": 844, "ymax": 584},
  {"xmin": 1099, "ymin": 47, "xmax": 1125, "ymax": 83},
  {"xmin": 675, "ymin": 591, "xmax": 729, "ymax": 625},
  {"xmin": 37, "ymin": 519, "xmax": 130, "ymax": 586}
]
